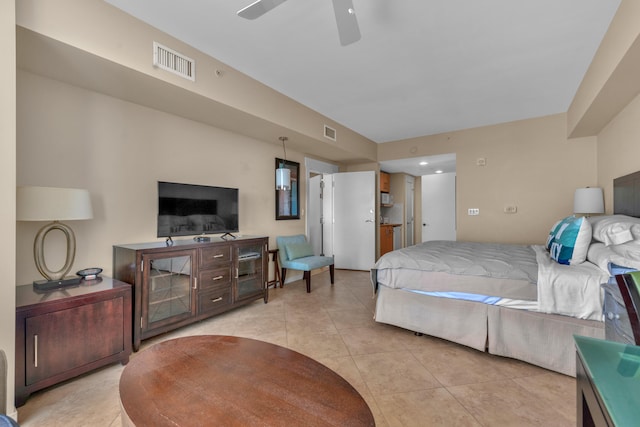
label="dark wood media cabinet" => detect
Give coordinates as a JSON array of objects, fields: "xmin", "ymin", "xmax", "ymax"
[
  {"xmin": 15, "ymin": 277, "xmax": 132, "ymax": 407},
  {"xmin": 113, "ymin": 236, "xmax": 268, "ymax": 351}
]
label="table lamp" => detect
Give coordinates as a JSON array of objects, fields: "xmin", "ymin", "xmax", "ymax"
[
  {"xmin": 574, "ymin": 187, "xmax": 604, "ymax": 216},
  {"xmin": 17, "ymin": 186, "xmax": 94, "ymax": 290}
]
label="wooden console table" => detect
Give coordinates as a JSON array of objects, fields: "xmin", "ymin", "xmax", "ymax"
[
  {"xmin": 119, "ymin": 335, "xmax": 375, "ymax": 426},
  {"xmin": 113, "ymin": 236, "xmax": 268, "ymax": 351}
]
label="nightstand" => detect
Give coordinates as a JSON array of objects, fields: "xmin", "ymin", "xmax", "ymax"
[
  {"xmin": 602, "ymin": 281, "xmax": 636, "ymax": 345},
  {"xmin": 15, "ymin": 277, "xmax": 132, "ymax": 406}
]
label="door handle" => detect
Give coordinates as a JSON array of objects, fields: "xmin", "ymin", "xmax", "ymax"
[
  {"xmin": 34, "ymin": 334, "xmax": 38, "ymax": 368},
  {"xmin": 365, "ymin": 219, "xmax": 374, "ymax": 223}
]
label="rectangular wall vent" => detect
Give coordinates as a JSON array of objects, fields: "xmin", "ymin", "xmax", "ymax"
[
  {"xmin": 324, "ymin": 125, "xmax": 337, "ymax": 141},
  {"xmin": 153, "ymin": 42, "xmax": 195, "ymax": 81}
]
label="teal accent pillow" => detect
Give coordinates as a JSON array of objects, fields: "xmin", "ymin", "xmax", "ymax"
[
  {"xmin": 547, "ymin": 215, "xmax": 592, "ymax": 265},
  {"xmin": 285, "ymin": 242, "xmax": 314, "ymax": 260}
]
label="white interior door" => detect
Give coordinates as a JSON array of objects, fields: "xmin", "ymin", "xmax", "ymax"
[
  {"xmin": 308, "ymin": 174, "xmax": 323, "ymax": 255},
  {"xmin": 421, "ymin": 173, "xmax": 457, "ymax": 241},
  {"xmin": 329, "ymin": 171, "xmax": 376, "ymax": 270},
  {"xmin": 322, "ymin": 173, "xmax": 334, "ymax": 258},
  {"xmin": 405, "ymin": 175, "xmax": 415, "ymax": 247},
  {"xmin": 305, "ymin": 157, "xmax": 339, "ymax": 255}
]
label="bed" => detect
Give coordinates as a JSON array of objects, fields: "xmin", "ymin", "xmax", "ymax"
[{"xmin": 371, "ymin": 171, "xmax": 640, "ymax": 376}]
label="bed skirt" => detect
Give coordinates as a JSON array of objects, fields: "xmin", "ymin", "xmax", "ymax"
[{"xmin": 374, "ymin": 285, "xmax": 604, "ymax": 376}]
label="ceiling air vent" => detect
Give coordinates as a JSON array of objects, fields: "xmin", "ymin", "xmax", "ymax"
[
  {"xmin": 324, "ymin": 125, "xmax": 337, "ymax": 141},
  {"xmin": 153, "ymin": 42, "xmax": 195, "ymax": 81}
]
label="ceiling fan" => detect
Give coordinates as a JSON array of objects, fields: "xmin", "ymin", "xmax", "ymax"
[{"xmin": 237, "ymin": 0, "xmax": 361, "ymax": 46}]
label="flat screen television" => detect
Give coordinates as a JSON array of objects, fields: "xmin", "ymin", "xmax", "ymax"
[{"xmin": 157, "ymin": 181, "xmax": 239, "ymax": 238}]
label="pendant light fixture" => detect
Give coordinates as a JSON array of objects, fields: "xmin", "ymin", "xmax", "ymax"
[{"xmin": 276, "ymin": 136, "xmax": 291, "ymax": 191}]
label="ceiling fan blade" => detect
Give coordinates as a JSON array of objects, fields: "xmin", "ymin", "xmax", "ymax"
[
  {"xmin": 332, "ymin": 0, "xmax": 361, "ymax": 46},
  {"xmin": 237, "ymin": 0, "xmax": 288, "ymax": 20}
]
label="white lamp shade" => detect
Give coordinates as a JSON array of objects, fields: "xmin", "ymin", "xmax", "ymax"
[
  {"xmin": 276, "ymin": 168, "xmax": 291, "ymax": 191},
  {"xmin": 17, "ymin": 186, "xmax": 94, "ymax": 221},
  {"xmin": 573, "ymin": 187, "xmax": 604, "ymax": 214}
]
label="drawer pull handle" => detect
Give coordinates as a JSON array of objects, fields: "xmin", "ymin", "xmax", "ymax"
[
  {"xmin": 34, "ymin": 334, "xmax": 38, "ymax": 368},
  {"xmin": 212, "ymin": 275, "xmax": 224, "ymax": 281},
  {"xmin": 211, "ymin": 297, "xmax": 223, "ymax": 303},
  {"xmin": 212, "ymin": 254, "xmax": 224, "ymax": 259}
]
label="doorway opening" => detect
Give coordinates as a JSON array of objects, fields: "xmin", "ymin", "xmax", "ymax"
[{"xmin": 379, "ymin": 153, "xmax": 456, "ymax": 246}]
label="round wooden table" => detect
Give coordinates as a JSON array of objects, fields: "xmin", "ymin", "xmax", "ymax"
[{"xmin": 119, "ymin": 335, "xmax": 375, "ymax": 426}]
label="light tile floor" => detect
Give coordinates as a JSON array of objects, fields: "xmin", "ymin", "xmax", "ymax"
[{"xmin": 16, "ymin": 270, "xmax": 577, "ymax": 426}]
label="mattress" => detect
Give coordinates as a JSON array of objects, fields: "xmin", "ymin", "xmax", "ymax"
[
  {"xmin": 373, "ymin": 241, "xmax": 538, "ymax": 307},
  {"xmin": 372, "ymin": 240, "xmax": 610, "ymax": 320}
]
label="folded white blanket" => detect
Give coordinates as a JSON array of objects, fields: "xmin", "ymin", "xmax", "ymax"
[{"xmin": 534, "ymin": 245, "xmax": 609, "ymax": 321}]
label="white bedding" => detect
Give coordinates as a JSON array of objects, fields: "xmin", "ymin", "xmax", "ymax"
[
  {"xmin": 372, "ymin": 241, "xmax": 610, "ymax": 321},
  {"xmin": 373, "ymin": 241, "xmax": 537, "ymax": 299},
  {"xmin": 374, "ymin": 241, "xmax": 538, "ymax": 283}
]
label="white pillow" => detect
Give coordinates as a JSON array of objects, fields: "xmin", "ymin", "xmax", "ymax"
[
  {"xmin": 588, "ymin": 215, "xmax": 640, "ymax": 246},
  {"xmin": 587, "ymin": 242, "xmax": 614, "ymax": 272},
  {"xmin": 587, "ymin": 240, "xmax": 640, "ymax": 271}
]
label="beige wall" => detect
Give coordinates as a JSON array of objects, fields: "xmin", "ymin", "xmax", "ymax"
[
  {"xmin": 379, "ymin": 114, "xmax": 598, "ymax": 245},
  {"xmin": 16, "ymin": 0, "xmax": 376, "ymax": 165},
  {"xmin": 1, "ymin": 0, "xmax": 16, "ymax": 418},
  {"xmin": 567, "ymin": 0, "xmax": 640, "ymax": 138},
  {"xmin": 597, "ymin": 93, "xmax": 640, "ymax": 209},
  {"xmin": 16, "ymin": 71, "xmax": 307, "ymax": 285},
  {"xmin": 569, "ymin": 0, "xmax": 640, "ymax": 204}
]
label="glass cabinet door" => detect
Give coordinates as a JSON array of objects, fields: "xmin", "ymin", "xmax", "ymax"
[
  {"xmin": 235, "ymin": 242, "xmax": 265, "ymax": 301},
  {"xmin": 142, "ymin": 249, "xmax": 196, "ymax": 330}
]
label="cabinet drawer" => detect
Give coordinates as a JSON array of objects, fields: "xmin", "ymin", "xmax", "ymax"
[
  {"xmin": 199, "ymin": 246, "xmax": 231, "ymax": 269},
  {"xmin": 198, "ymin": 287, "xmax": 232, "ymax": 315},
  {"xmin": 198, "ymin": 266, "xmax": 232, "ymax": 291},
  {"xmin": 603, "ymin": 282, "xmax": 635, "ymax": 344}
]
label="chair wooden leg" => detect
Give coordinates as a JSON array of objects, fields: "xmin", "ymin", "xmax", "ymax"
[
  {"xmin": 281, "ymin": 268, "xmax": 287, "ymax": 286},
  {"xmin": 329, "ymin": 264, "xmax": 335, "ymax": 284},
  {"xmin": 276, "ymin": 263, "xmax": 283, "ymax": 288},
  {"xmin": 304, "ymin": 271, "xmax": 311, "ymax": 293}
]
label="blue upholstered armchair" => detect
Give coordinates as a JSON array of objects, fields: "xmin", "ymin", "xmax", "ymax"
[{"xmin": 276, "ymin": 235, "xmax": 334, "ymax": 293}]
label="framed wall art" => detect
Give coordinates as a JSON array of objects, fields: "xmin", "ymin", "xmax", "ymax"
[{"xmin": 275, "ymin": 158, "xmax": 300, "ymax": 220}]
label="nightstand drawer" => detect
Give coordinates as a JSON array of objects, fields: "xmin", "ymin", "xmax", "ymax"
[{"xmin": 602, "ymin": 282, "xmax": 635, "ymax": 345}]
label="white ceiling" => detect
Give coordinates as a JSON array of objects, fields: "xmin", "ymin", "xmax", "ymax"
[
  {"xmin": 102, "ymin": 0, "xmax": 619, "ymax": 174},
  {"xmin": 380, "ymin": 153, "xmax": 456, "ymax": 176}
]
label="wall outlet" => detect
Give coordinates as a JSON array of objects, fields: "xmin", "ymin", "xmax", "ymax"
[
  {"xmin": 504, "ymin": 205, "xmax": 517, "ymax": 214},
  {"xmin": 468, "ymin": 208, "xmax": 480, "ymax": 216}
]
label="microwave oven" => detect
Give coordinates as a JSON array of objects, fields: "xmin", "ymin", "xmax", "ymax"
[{"xmin": 381, "ymin": 193, "xmax": 392, "ymax": 204}]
